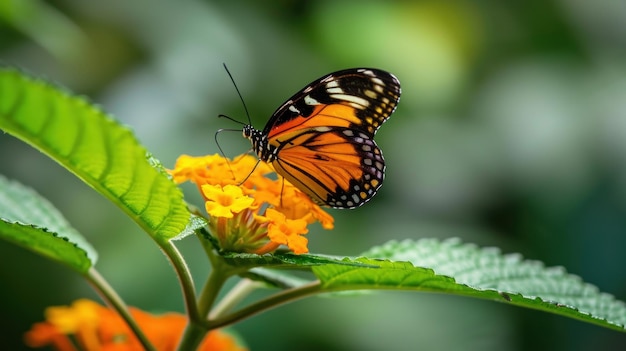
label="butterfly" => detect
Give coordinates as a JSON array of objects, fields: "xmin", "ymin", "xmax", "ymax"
[{"xmin": 242, "ymin": 68, "xmax": 401, "ymax": 209}]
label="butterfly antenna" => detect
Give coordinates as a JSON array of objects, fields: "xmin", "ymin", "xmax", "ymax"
[
  {"xmin": 214, "ymin": 128, "xmax": 242, "ymax": 156},
  {"xmin": 237, "ymin": 156, "xmax": 262, "ymax": 184},
  {"xmin": 223, "ymin": 63, "xmax": 253, "ymax": 125},
  {"xmin": 214, "ymin": 127, "xmax": 242, "ymax": 180},
  {"xmin": 219, "ymin": 64, "xmax": 259, "ymax": 184},
  {"xmin": 217, "ymin": 114, "xmax": 246, "ymax": 126}
]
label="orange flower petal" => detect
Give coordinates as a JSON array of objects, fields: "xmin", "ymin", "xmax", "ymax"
[{"xmin": 26, "ymin": 300, "xmax": 248, "ymax": 351}]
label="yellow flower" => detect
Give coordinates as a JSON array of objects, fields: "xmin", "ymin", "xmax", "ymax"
[
  {"xmin": 202, "ymin": 184, "xmax": 255, "ymax": 219},
  {"xmin": 256, "ymin": 209, "xmax": 309, "ymax": 254},
  {"xmin": 24, "ymin": 299, "xmax": 247, "ymax": 351},
  {"xmin": 169, "ymin": 154, "xmax": 334, "ymax": 254}
]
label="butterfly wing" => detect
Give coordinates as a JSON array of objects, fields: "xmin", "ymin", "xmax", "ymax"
[{"xmin": 265, "ymin": 68, "xmax": 401, "ymax": 208}]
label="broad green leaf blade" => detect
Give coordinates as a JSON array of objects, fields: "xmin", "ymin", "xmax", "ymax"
[
  {"xmin": 0, "ymin": 68, "xmax": 189, "ymax": 242},
  {"xmin": 0, "ymin": 175, "xmax": 95, "ymax": 272},
  {"xmin": 312, "ymin": 239, "xmax": 626, "ymax": 332}
]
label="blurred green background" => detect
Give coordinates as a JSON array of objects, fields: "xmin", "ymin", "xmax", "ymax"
[{"xmin": 1, "ymin": 0, "xmax": 626, "ymax": 350}]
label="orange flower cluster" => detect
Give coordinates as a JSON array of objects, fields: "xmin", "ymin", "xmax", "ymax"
[
  {"xmin": 24, "ymin": 299, "xmax": 246, "ymax": 351},
  {"xmin": 169, "ymin": 154, "xmax": 334, "ymax": 254}
]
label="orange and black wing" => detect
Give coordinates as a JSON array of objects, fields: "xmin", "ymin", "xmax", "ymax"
[{"xmin": 265, "ymin": 68, "xmax": 401, "ymax": 208}]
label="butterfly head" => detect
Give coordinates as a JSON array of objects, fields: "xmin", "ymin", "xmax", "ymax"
[{"xmin": 243, "ymin": 124, "xmax": 277, "ymax": 162}]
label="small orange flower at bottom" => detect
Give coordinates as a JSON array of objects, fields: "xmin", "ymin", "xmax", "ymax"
[{"xmin": 24, "ymin": 299, "xmax": 247, "ymax": 351}]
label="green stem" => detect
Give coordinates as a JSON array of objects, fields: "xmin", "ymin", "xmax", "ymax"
[
  {"xmin": 159, "ymin": 240, "xmax": 201, "ymax": 323},
  {"xmin": 198, "ymin": 259, "xmax": 231, "ymax": 317},
  {"xmin": 176, "ymin": 321, "xmax": 209, "ymax": 351},
  {"xmin": 198, "ymin": 228, "xmax": 220, "ymax": 267},
  {"xmin": 209, "ymin": 278, "xmax": 264, "ymax": 319},
  {"xmin": 177, "ymin": 256, "xmax": 231, "ymax": 351},
  {"xmin": 85, "ymin": 268, "xmax": 156, "ymax": 351},
  {"xmin": 208, "ymin": 281, "xmax": 323, "ymax": 329}
]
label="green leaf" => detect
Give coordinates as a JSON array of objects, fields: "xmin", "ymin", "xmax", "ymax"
[
  {"xmin": 312, "ymin": 238, "xmax": 626, "ymax": 332},
  {"xmin": 241, "ymin": 268, "xmax": 312, "ymax": 289},
  {"xmin": 0, "ymin": 68, "xmax": 189, "ymax": 242},
  {"xmin": 221, "ymin": 252, "xmax": 376, "ymax": 290},
  {"xmin": 172, "ymin": 213, "xmax": 208, "ymax": 241},
  {"xmin": 219, "ymin": 251, "xmax": 376, "ymax": 291},
  {"xmin": 222, "ymin": 251, "xmax": 376, "ymax": 270},
  {"xmin": 0, "ymin": 175, "xmax": 95, "ymax": 272}
]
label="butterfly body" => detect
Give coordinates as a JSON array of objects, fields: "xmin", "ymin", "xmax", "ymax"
[{"xmin": 243, "ymin": 68, "xmax": 400, "ymax": 209}]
